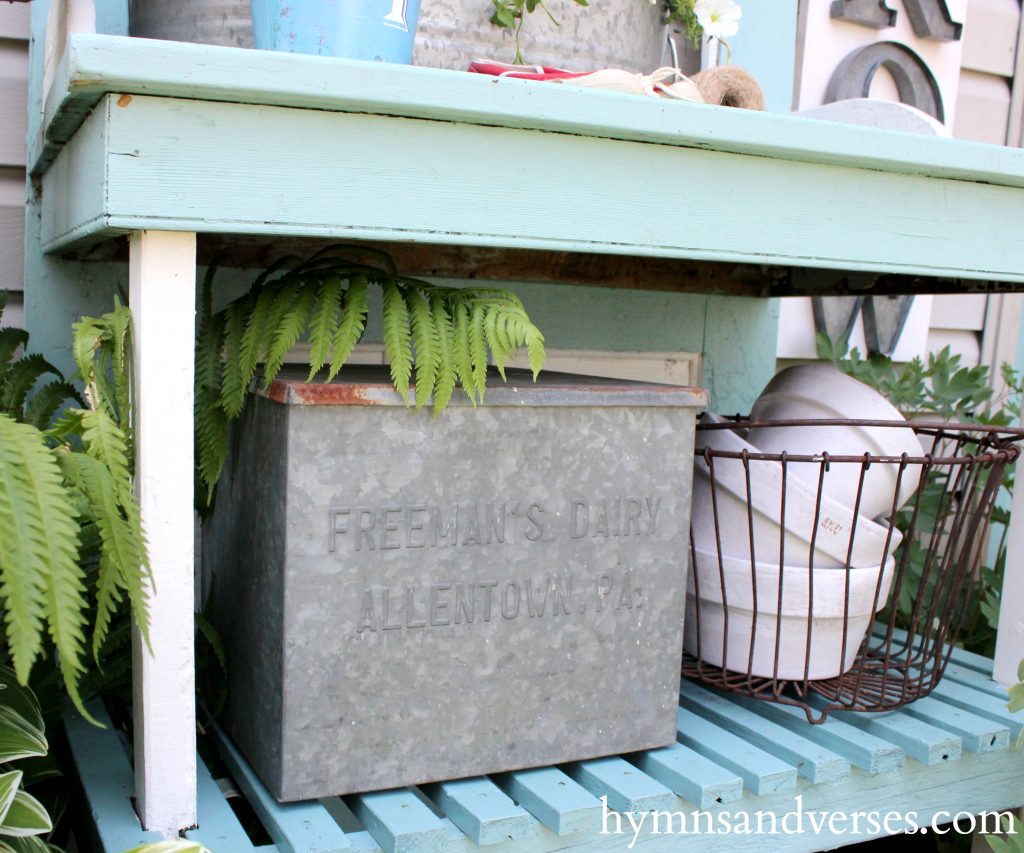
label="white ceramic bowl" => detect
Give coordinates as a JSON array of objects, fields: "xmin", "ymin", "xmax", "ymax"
[
  {"xmin": 692, "ymin": 414, "xmax": 902, "ymax": 569},
  {"xmin": 747, "ymin": 364, "xmax": 925, "ymax": 519},
  {"xmin": 684, "ymin": 546, "xmax": 896, "ymax": 680}
]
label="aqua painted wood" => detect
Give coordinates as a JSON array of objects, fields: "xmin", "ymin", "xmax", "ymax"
[
  {"xmin": 494, "ymin": 768, "xmax": 602, "ymax": 837},
  {"xmin": 63, "ymin": 701, "xmax": 164, "ymax": 852},
  {"xmin": 929, "ymin": 680, "xmax": 1024, "ymax": 739},
  {"xmin": 823, "ymin": 708, "xmax": 962, "ymax": 766},
  {"xmin": 36, "ymin": 35, "xmax": 1024, "ymax": 189},
  {"xmin": 900, "ymin": 696, "xmax": 1010, "ymax": 754},
  {"xmin": 941, "ymin": 662, "xmax": 1014, "ymax": 700},
  {"xmin": 185, "ymin": 758, "xmax": 258, "ymax": 851},
  {"xmin": 676, "ymin": 708, "xmax": 798, "ymax": 795},
  {"xmin": 211, "ymin": 723, "xmax": 352, "ymax": 853},
  {"xmin": 37, "ymin": 92, "xmax": 1024, "ymax": 286},
  {"xmin": 723, "ymin": 695, "xmax": 905, "ymax": 775},
  {"xmin": 350, "ymin": 789, "xmax": 447, "ymax": 853},
  {"xmin": 564, "ymin": 757, "xmax": 678, "ymax": 815},
  {"xmin": 425, "ymin": 777, "xmax": 536, "ymax": 846},
  {"xmin": 631, "ymin": 742, "xmax": 744, "ymax": 808},
  {"xmin": 680, "ymin": 682, "xmax": 850, "ymax": 785}
]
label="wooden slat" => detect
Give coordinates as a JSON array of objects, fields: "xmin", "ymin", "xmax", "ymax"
[
  {"xmin": 825, "ymin": 709, "xmax": 961, "ymax": 766},
  {"xmin": 64, "ymin": 701, "xmax": 164, "ymax": 852},
  {"xmin": 901, "ymin": 696, "xmax": 1010, "ymax": 753},
  {"xmin": 723, "ymin": 694, "xmax": 905, "ymax": 775},
  {"xmin": 350, "ymin": 789, "xmax": 448, "ymax": 853},
  {"xmin": 631, "ymin": 742, "xmax": 743, "ymax": 808},
  {"xmin": 494, "ymin": 768, "xmax": 601, "ymax": 837},
  {"xmin": 212, "ymin": 723, "xmax": 353, "ymax": 853},
  {"xmin": 680, "ymin": 681, "xmax": 850, "ymax": 784},
  {"xmin": 129, "ymin": 230, "xmax": 198, "ymax": 835},
  {"xmin": 929, "ymin": 679, "xmax": 1024, "ymax": 739},
  {"xmin": 564, "ymin": 757, "xmax": 677, "ymax": 814},
  {"xmin": 185, "ymin": 758, "xmax": 258, "ymax": 851},
  {"xmin": 426, "ymin": 777, "xmax": 535, "ymax": 846},
  {"xmin": 941, "ymin": 662, "xmax": 1014, "ymax": 699},
  {"xmin": 675, "ymin": 708, "xmax": 798, "ymax": 795}
]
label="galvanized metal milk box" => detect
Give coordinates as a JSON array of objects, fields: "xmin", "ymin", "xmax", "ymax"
[{"xmin": 204, "ymin": 367, "xmax": 707, "ymax": 801}]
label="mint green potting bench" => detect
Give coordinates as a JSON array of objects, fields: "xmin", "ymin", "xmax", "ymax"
[{"xmin": 24, "ymin": 1, "xmax": 1024, "ymax": 849}]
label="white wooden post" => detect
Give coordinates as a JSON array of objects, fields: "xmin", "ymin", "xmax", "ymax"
[
  {"xmin": 995, "ymin": 453, "xmax": 1024, "ymax": 687},
  {"xmin": 129, "ymin": 230, "xmax": 199, "ymax": 835}
]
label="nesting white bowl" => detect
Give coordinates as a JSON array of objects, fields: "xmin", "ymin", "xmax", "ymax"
[
  {"xmin": 747, "ymin": 364, "xmax": 925, "ymax": 520},
  {"xmin": 691, "ymin": 414, "xmax": 902, "ymax": 569},
  {"xmin": 684, "ymin": 547, "xmax": 896, "ymax": 680}
]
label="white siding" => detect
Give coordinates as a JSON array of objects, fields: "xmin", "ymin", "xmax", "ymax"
[{"xmin": 0, "ymin": 5, "xmax": 28, "ymax": 322}]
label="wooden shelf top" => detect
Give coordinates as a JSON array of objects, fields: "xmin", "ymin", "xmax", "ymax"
[{"xmin": 34, "ymin": 35, "xmax": 1024, "ymax": 293}]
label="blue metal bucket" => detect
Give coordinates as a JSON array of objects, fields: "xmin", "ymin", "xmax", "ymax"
[{"xmin": 250, "ymin": 0, "xmax": 421, "ymax": 62}]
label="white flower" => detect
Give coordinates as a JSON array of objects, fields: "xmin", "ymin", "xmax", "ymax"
[{"xmin": 694, "ymin": 0, "xmax": 742, "ymax": 40}]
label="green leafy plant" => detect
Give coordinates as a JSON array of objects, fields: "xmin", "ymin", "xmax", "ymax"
[
  {"xmin": 0, "ymin": 668, "xmax": 57, "ymax": 853},
  {"xmin": 195, "ymin": 246, "xmax": 546, "ymax": 508},
  {"xmin": 124, "ymin": 842, "xmax": 213, "ymax": 853},
  {"xmin": 0, "ymin": 293, "xmax": 150, "ymax": 716},
  {"xmin": 1010, "ymin": 658, "xmax": 1024, "ymax": 750},
  {"xmin": 986, "ymin": 812, "xmax": 1024, "ymax": 853},
  {"xmin": 489, "ymin": 0, "xmax": 589, "ymax": 63},
  {"xmin": 818, "ymin": 334, "xmax": 1021, "ymax": 655}
]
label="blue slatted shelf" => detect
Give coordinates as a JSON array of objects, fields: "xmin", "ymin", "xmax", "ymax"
[{"xmin": 67, "ymin": 658, "xmax": 1024, "ymax": 853}]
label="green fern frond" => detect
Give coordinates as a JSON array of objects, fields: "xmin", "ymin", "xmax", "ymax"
[
  {"xmin": 484, "ymin": 304, "xmax": 511, "ymax": 380},
  {"xmin": 326, "ymin": 276, "xmax": 369, "ymax": 382},
  {"xmin": 0, "ymin": 356, "xmax": 62, "ymax": 420},
  {"xmin": 58, "ymin": 451, "xmax": 149, "ymax": 659},
  {"xmin": 306, "ymin": 276, "xmax": 341, "ymax": 381},
  {"xmin": 219, "ymin": 300, "xmax": 251, "ymax": 419},
  {"xmin": 78, "ymin": 410, "xmax": 134, "ymax": 511},
  {"xmin": 193, "ymin": 252, "xmax": 547, "ymax": 511},
  {"xmin": 431, "ymin": 295, "xmax": 457, "ymax": 416},
  {"xmin": 452, "ymin": 301, "xmax": 476, "ymax": 405},
  {"xmin": 70, "ymin": 318, "xmax": 103, "ymax": 395},
  {"xmin": 0, "ymin": 329, "xmax": 30, "ymax": 391},
  {"xmin": 262, "ymin": 279, "xmax": 317, "ymax": 387},
  {"xmin": 22, "ymin": 381, "xmax": 82, "ymax": 432},
  {"xmin": 0, "ymin": 416, "xmax": 81, "ymax": 692},
  {"xmin": 195, "ymin": 311, "xmax": 225, "ymax": 399},
  {"xmin": 101, "ymin": 300, "xmax": 134, "ymax": 429},
  {"xmin": 195, "ymin": 382, "xmax": 230, "ymax": 502},
  {"xmin": 238, "ymin": 283, "xmax": 280, "ymax": 394},
  {"xmin": 469, "ymin": 303, "xmax": 489, "ymax": 402},
  {"xmin": 382, "ymin": 282, "xmax": 412, "ymax": 404},
  {"xmin": 408, "ymin": 290, "xmax": 438, "ymax": 412}
]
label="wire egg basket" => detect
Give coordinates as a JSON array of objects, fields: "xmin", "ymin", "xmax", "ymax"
[{"xmin": 681, "ymin": 417, "xmax": 1023, "ymax": 723}]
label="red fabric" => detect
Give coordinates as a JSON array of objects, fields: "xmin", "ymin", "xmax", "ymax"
[{"xmin": 467, "ymin": 60, "xmax": 593, "ymax": 81}]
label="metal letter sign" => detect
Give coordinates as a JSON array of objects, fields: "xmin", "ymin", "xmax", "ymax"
[
  {"xmin": 826, "ymin": 41, "xmax": 944, "ymax": 120},
  {"xmin": 831, "ymin": 0, "xmax": 962, "ymax": 39},
  {"xmin": 830, "ymin": 0, "xmax": 897, "ymax": 29},
  {"xmin": 825, "ymin": 0, "xmax": 960, "ymax": 120},
  {"xmin": 903, "ymin": 0, "xmax": 962, "ymax": 40},
  {"xmin": 383, "ymin": 0, "xmax": 410, "ymax": 31}
]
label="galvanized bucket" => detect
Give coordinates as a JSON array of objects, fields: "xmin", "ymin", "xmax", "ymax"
[
  {"xmin": 250, "ymin": 0, "xmax": 421, "ymax": 62},
  {"xmin": 129, "ymin": 0, "xmax": 672, "ymax": 71}
]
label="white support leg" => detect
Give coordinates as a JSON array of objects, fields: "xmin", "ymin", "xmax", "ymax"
[
  {"xmin": 129, "ymin": 230, "xmax": 198, "ymax": 835},
  {"xmin": 995, "ymin": 453, "xmax": 1024, "ymax": 687}
]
